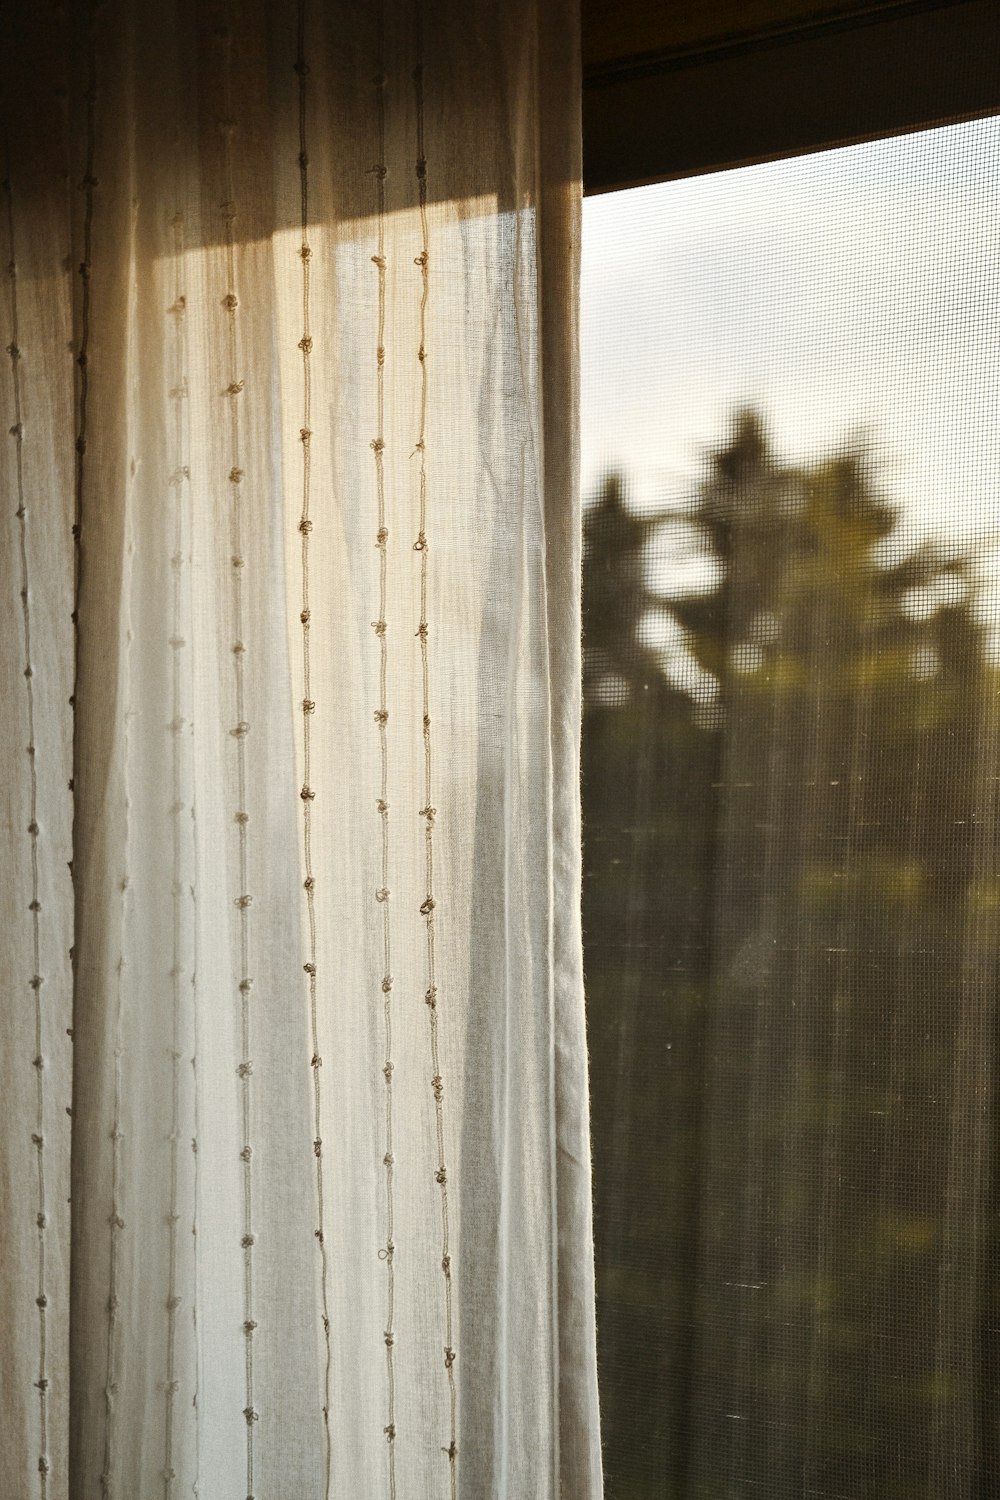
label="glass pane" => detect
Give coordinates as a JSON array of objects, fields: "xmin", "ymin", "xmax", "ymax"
[{"xmin": 582, "ymin": 118, "xmax": 1000, "ymax": 1500}]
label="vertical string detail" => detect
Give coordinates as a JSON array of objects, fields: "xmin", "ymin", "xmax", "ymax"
[
  {"xmin": 219, "ymin": 30, "xmax": 257, "ymax": 1495},
  {"xmin": 102, "ymin": 740, "xmax": 129, "ymax": 1500},
  {"xmin": 4, "ymin": 169, "xmax": 51, "ymax": 1500},
  {"xmin": 72, "ymin": 58, "xmax": 100, "ymax": 1472},
  {"xmin": 412, "ymin": 38, "xmax": 458, "ymax": 1496},
  {"xmin": 163, "ymin": 210, "xmax": 189, "ymax": 1500},
  {"xmin": 68, "ymin": 20, "xmax": 126, "ymax": 1496},
  {"xmin": 72, "ymin": 0, "xmax": 98, "ymax": 750},
  {"xmin": 293, "ymin": 8, "xmax": 332, "ymax": 1493},
  {"xmin": 370, "ymin": 21, "xmax": 397, "ymax": 1494}
]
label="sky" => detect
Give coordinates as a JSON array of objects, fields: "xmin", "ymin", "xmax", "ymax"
[{"xmin": 581, "ymin": 115, "xmax": 1000, "ymax": 579}]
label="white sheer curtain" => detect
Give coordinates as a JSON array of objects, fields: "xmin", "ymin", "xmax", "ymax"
[{"xmin": 0, "ymin": 2, "xmax": 602, "ymax": 1495}]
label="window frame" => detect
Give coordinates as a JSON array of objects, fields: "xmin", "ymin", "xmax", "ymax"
[{"xmin": 582, "ymin": 0, "xmax": 1000, "ymax": 195}]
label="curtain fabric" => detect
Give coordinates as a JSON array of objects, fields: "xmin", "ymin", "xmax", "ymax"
[{"xmin": 0, "ymin": 2, "xmax": 602, "ymax": 1496}]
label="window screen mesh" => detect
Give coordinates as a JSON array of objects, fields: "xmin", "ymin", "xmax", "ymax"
[{"xmin": 581, "ymin": 118, "xmax": 1000, "ymax": 1499}]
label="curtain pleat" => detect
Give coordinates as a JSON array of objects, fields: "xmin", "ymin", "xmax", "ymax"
[{"xmin": 0, "ymin": 2, "xmax": 602, "ymax": 1496}]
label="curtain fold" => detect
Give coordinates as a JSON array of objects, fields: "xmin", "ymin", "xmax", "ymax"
[{"xmin": 0, "ymin": 2, "xmax": 602, "ymax": 1495}]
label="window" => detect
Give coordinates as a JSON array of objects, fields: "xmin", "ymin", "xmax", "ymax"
[{"xmin": 581, "ymin": 6, "xmax": 1000, "ymax": 1495}]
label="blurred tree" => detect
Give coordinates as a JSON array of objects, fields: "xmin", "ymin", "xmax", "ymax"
[{"xmin": 584, "ymin": 410, "xmax": 1000, "ymax": 1499}]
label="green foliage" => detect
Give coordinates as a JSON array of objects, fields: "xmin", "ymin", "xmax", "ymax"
[{"xmin": 584, "ymin": 410, "xmax": 1000, "ymax": 1498}]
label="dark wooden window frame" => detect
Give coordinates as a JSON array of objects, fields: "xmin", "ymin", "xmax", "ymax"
[{"xmin": 583, "ymin": 0, "xmax": 1000, "ymax": 196}]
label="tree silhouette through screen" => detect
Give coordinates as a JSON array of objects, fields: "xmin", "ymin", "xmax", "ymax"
[{"xmin": 583, "ymin": 410, "xmax": 1000, "ymax": 1499}]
